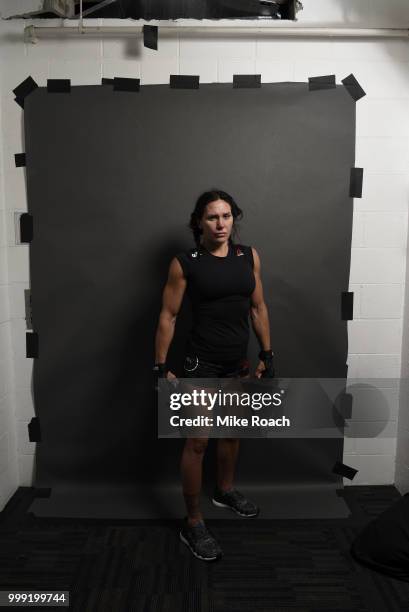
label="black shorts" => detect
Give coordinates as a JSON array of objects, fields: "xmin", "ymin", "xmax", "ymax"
[
  {"xmin": 183, "ymin": 354, "xmax": 250, "ymax": 379},
  {"xmin": 180, "ymin": 354, "xmax": 250, "ymax": 437}
]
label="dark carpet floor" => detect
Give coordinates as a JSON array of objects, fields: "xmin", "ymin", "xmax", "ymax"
[{"xmin": 1, "ymin": 485, "xmax": 409, "ymax": 612}]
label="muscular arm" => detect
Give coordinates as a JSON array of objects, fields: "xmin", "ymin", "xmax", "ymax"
[
  {"xmin": 250, "ymin": 247, "xmax": 271, "ymax": 352},
  {"xmin": 154, "ymin": 257, "xmax": 187, "ymax": 363}
]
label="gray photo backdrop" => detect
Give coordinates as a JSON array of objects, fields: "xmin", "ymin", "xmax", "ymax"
[{"xmin": 23, "ymin": 82, "xmax": 355, "ymax": 515}]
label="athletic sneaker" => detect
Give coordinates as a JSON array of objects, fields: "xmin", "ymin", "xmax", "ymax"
[
  {"xmin": 179, "ymin": 517, "xmax": 223, "ymax": 561},
  {"xmin": 212, "ymin": 487, "xmax": 260, "ymax": 517}
]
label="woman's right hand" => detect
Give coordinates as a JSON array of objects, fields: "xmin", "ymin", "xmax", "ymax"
[
  {"xmin": 166, "ymin": 370, "xmax": 179, "ymax": 389},
  {"xmin": 153, "ymin": 364, "xmax": 174, "ymax": 391}
]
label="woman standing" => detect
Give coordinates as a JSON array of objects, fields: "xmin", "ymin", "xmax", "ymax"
[{"xmin": 154, "ymin": 189, "xmax": 274, "ymax": 561}]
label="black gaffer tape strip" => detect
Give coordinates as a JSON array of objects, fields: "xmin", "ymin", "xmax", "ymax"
[
  {"xmin": 26, "ymin": 332, "xmax": 39, "ymax": 358},
  {"xmin": 47, "ymin": 79, "xmax": 71, "ymax": 93},
  {"xmin": 28, "ymin": 417, "xmax": 41, "ymax": 442},
  {"xmin": 14, "ymin": 153, "xmax": 26, "ymax": 168},
  {"xmin": 170, "ymin": 75, "xmax": 200, "ymax": 89},
  {"xmin": 12, "ymin": 76, "xmax": 38, "ymax": 103},
  {"xmin": 20, "ymin": 213, "xmax": 33, "ymax": 243},
  {"xmin": 342, "ymin": 73, "xmax": 366, "ymax": 101},
  {"xmin": 113, "ymin": 77, "xmax": 140, "ymax": 92},
  {"xmin": 101, "ymin": 78, "xmax": 114, "ymax": 85},
  {"xmin": 14, "ymin": 97, "xmax": 25, "ymax": 109},
  {"xmin": 143, "ymin": 24, "xmax": 158, "ymax": 50},
  {"xmin": 350, "ymin": 167, "xmax": 363, "ymax": 198},
  {"xmin": 341, "ymin": 291, "xmax": 354, "ymax": 320},
  {"xmin": 308, "ymin": 74, "xmax": 336, "ymax": 91},
  {"xmin": 332, "ymin": 461, "xmax": 358, "ymax": 480},
  {"xmin": 233, "ymin": 74, "xmax": 261, "ymax": 88}
]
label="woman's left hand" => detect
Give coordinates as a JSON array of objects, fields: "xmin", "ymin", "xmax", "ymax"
[{"xmin": 254, "ymin": 360, "xmax": 266, "ymax": 379}]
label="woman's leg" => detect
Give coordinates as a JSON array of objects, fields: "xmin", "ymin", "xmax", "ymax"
[
  {"xmin": 180, "ymin": 436, "xmax": 208, "ymax": 525},
  {"xmin": 216, "ymin": 367, "xmax": 250, "ymax": 491},
  {"xmin": 216, "ymin": 437, "xmax": 240, "ymax": 491},
  {"xmin": 179, "ymin": 370, "xmax": 218, "ymax": 524}
]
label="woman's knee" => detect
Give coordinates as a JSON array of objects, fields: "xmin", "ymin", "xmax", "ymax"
[
  {"xmin": 186, "ymin": 437, "xmax": 209, "ymax": 455},
  {"xmin": 218, "ymin": 437, "xmax": 239, "ymax": 445}
]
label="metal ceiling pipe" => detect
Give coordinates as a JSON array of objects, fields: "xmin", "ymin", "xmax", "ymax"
[{"xmin": 24, "ymin": 23, "xmax": 409, "ymax": 43}]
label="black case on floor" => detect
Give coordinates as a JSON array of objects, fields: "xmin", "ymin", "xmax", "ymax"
[{"xmin": 351, "ymin": 493, "xmax": 409, "ymax": 582}]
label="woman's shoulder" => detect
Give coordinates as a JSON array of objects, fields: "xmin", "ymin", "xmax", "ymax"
[
  {"xmin": 174, "ymin": 246, "xmax": 199, "ymax": 279},
  {"xmin": 175, "ymin": 246, "xmax": 199, "ymax": 261},
  {"xmin": 233, "ymin": 243, "xmax": 254, "ymax": 266},
  {"xmin": 239, "ymin": 244, "xmax": 258, "ymax": 257}
]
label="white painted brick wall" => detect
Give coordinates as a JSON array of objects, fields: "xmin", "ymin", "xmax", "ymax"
[
  {"xmin": 1, "ymin": 0, "xmax": 409, "ymax": 509},
  {"xmin": 360, "ymin": 284, "xmax": 404, "ymax": 319},
  {"xmin": 0, "ymin": 86, "xmax": 18, "ymax": 510}
]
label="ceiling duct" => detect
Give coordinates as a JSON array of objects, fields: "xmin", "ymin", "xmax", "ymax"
[
  {"xmin": 2, "ymin": 0, "xmax": 75, "ymax": 19},
  {"xmin": 3, "ymin": 0, "xmax": 300, "ymax": 20}
]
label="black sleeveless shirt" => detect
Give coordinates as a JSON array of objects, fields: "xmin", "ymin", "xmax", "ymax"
[{"xmin": 175, "ymin": 243, "xmax": 256, "ymax": 363}]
